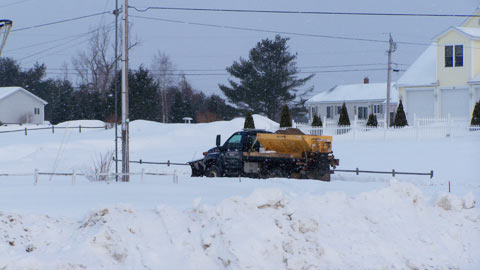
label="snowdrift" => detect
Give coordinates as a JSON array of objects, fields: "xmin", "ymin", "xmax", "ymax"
[{"xmin": 0, "ymin": 181, "xmax": 478, "ymax": 269}]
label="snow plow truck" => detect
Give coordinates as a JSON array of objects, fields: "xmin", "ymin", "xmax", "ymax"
[{"xmin": 189, "ymin": 129, "xmax": 339, "ymax": 181}]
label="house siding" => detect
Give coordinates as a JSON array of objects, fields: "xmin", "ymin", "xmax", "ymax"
[
  {"xmin": 436, "ymin": 30, "xmax": 472, "ymax": 87},
  {"xmin": 309, "ymin": 100, "xmax": 390, "ymax": 123},
  {"xmin": 0, "ymin": 91, "xmax": 45, "ymax": 124}
]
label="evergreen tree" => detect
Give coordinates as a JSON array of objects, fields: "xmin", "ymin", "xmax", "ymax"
[
  {"xmin": 280, "ymin": 105, "xmax": 292, "ymax": 127},
  {"xmin": 169, "ymin": 91, "xmax": 187, "ymax": 123},
  {"xmin": 128, "ymin": 67, "xmax": 161, "ymax": 121},
  {"xmin": 311, "ymin": 114, "xmax": 322, "ymax": 127},
  {"xmin": 393, "ymin": 100, "xmax": 408, "ymax": 127},
  {"xmin": 338, "ymin": 103, "xmax": 350, "ymax": 126},
  {"xmin": 244, "ymin": 112, "xmax": 255, "ymax": 129},
  {"xmin": 471, "ymin": 101, "xmax": 480, "ymax": 126},
  {"xmin": 366, "ymin": 113, "xmax": 378, "ymax": 127},
  {"xmin": 220, "ymin": 35, "xmax": 313, "ymax": 120}
]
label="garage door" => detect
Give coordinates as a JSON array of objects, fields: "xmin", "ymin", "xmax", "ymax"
[
  {"xmin": 441, "ymin": 88, "xmax": 469, "ymax": 118},
  {"xmin": 406, "ymin": 89, "xmax": 434, "ymax": 124}
]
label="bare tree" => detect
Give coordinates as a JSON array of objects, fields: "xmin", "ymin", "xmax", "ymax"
[
  {"xmin": 72, "ymin": 25, "xmax": 115, "ymax": 93},
  {"xmin": 150, "ymin": 51, "xmax": 178, "ymax": 122}
]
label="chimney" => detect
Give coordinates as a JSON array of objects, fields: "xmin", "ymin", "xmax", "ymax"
[{"xmin": 363, "ymin": 77, "xmax": 369, "ymax": 84}]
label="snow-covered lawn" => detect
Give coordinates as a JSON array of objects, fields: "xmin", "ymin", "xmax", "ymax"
[{"xmin": 0, "ymin": 115, "xmax": 479, "ymax": 269}]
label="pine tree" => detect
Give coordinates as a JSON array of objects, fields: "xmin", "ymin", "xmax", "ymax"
[
  {"xmin": 393, "ymin": 100, "xmax": 408, "ymax": 127},
  {"xmin": 280, "ymin": 105, "xmax": 292, "ymax": 127},
  {"xmin": 338, "ymin": 103, "xmax": 350, "ymax": 126},
  {"xmin": 366, "ymin": 113, "xmax": 378, "ymax": 127},
  {"xmin": 219, "ymin": 35, "xmax": 313, "ymax": 120},
  {"xmin": 471, "ymin": 101, "xmax": 480, "ymax": 126},
  {"xmin": 244, "ymin": 111, "xmax": 255, "ymax": 129},
  {"xmin": 311, "ymin": 114, "xmax": 322, "ymax": 127}
]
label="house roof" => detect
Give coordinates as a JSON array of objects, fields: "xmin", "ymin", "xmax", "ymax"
[
  {"xmin": 433, "ymin": 26, "xmax": 480, "ymax": 41},
  {"xmin": 306, "ymin": 82, "xmax": 398, "ymax": 104},
  {"xmin": 0, "ymin": 87, "xmax": 48, "ymax": 104},
  {"xmin": 396, "ymin": 44, "xmax": 437, "ymax": 87}
]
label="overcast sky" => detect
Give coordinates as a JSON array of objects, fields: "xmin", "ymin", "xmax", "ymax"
[{"xmin": 2, "ymin": 0, "xmax": 479, "ymax": 98}]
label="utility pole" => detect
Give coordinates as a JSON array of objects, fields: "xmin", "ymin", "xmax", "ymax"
[
  {"xmin": 121, "ymin": 0, "xmax": 130, "ymax": 182},
  {"xmin": 113, "ymin": 0, "xmax": 119, "ymax": 182},
  {"xmin": 386, "ymin": 33, "xmax": 397, "ymax": 128}
]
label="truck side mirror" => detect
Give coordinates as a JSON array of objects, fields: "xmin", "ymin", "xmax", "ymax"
[{"xmin": 216, "ymin": 134, "xmax": 221, "ymax": 147}]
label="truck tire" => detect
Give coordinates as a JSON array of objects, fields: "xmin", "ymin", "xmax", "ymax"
[{"xmin": 206, "ymin": 166, "xmax": 221, "ymax": 178}]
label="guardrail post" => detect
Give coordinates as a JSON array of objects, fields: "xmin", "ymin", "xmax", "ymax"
[
  {"xmin": 141, "ymin": 168, "xmax": 145, "ymax": 184},
  {"xmin": 25, "ymin": 127, "xmax": 27, "ymax": 136},
  {"xmin": 34, "ymin": 169, "xmax": 38, "ymax": 185},
  {"xmin": 355, "ymin": 167, "xmax": 359, "ymax": 175},
  {"xmin": 392, "ymin": 169, "xmax": 395, "ymax": 177},
  {"xmin": 72, "ymin": 170, "xmax": 76, "ymax": 185},
  {"xmin": 430, "ymin": 170, "xmax": 434, "ymax": 179}
]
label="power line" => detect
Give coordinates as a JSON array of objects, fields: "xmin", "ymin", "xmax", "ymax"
[
  {"xmin": 130, "ymin": 6, "xmax": 480, "ymax": 18},
  {"xmin": 11, "ymin": 11, "xmax": 112, "ymax": 32},
  {"xmin": 131, "ymin": 15, "xmax": 390, "ymax": 44},
  {"xmin": 0, "ymin": 0, "xmax": 31, "ymax": 8},
  {"xmin": 39, "ymin": 68, "xmax": 403, "ymax": 77}
]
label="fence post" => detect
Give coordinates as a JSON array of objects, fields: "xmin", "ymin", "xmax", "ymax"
[
  {"xmin": 25, "ymin": 127, "xmax": 27, "ymax": 136},
  {"xmin": 72, "ymin": 170, "xmax": 76, "ymax": 185},
  {"xmin": 34, "ymin": 169, "xmax": 38, "ymax": 185},
  {"xmin": 353, "ymin": 115, "xmax": 357, "ymax": 141},
  {"xmin": 141, "ymin": 168, "xmax": 145, "ymax": 184},
  {"xmin": 52, "ymin": 125, "xmax": 55, "ymax": 134},
  {"xmin": 414, "ymin": 113, "xmax": 419, "ymax": 141},
  {"xmin": 173, "ymin": 170, "xmax": 177, "ymax": 184}
]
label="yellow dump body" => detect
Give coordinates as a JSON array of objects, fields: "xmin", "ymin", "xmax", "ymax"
[{"xmin": 256, "ymin": 133, "xmax": 333, "ymax": 156}]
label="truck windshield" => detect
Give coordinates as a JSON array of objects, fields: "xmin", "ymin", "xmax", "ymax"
[{"xmin": 224, "ymin": 134, "xmax": 243, "ymax": 150}]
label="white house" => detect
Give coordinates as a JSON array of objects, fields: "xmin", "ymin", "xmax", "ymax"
[
  {"xmin": 0, "ymin": 87, "xmax": 48, "ymax": 124},
  {"xmin": 305, "ymin": 78, "xmax": 398, "ymax": 124},
  {"xmin": 396, "ymin": 8, "xmax": 480, "ymax": 124}
]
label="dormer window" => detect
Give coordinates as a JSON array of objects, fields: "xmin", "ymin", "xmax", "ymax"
[{"xmin": 445, "ymin": 45, "xmax": 463, "ymax": 67}]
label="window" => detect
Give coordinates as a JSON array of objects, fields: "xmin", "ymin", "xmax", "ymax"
[
  {"xmin": 326, "ymin": 106, "xmax": 332, "ymax": 119},
  {"xmin": 34, "ymin": 108, "xmax": 40, "ymax": 115},
  {"xmin": 455, "ymin": 45, "xmax": 463, "ymax": 67},
  {"xmin": 373, "ymin": 104, "xmax": 382, "ymax": 114},
  {"xmin": 224, "ymin": 134, "xmax": 243, "ymax": 150},
  {"xmin": 336, "ymin": 106, "xmax": 342, "ymax": 115},
  {"xmin": 445, "ymin": 45, "xmax": 453, "ymax": 67},
  {"xmin": 358, "ymin": 106, "xmax": 368, "ymax": 120},
  {"xmin": 445, "ymin": 45, "xmax": 463, "ymax": 67}
]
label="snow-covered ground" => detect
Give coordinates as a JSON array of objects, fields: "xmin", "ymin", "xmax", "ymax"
[{"xmin": 0, "ymin": 115, "xmax": 479, "ymax": 269}]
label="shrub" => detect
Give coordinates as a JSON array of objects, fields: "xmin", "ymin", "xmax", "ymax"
[
  {"xmin": 366, "ymin": 113, "xmax": 378, "ymax": 127},
  {"xmin": 280, "ymin": 105, "xmax": 292, "ymax": 128},
  {"xmin": 338, "ymin": 103, "xmax": 350, "ymax": 126},
  {"xmin": 244, "ymin": 111, "xmax": 255, "ymax": 129},
  {"xmin": 393, "ymin": 100, "xmax": 408, "ymax": 127},
  {"xmin": 471, "ymin": 101, "xmax": 480, "ymax": 126},
  {"xmin": 311, "ymin": 114, "xmax": 322, "ymax": 127}
]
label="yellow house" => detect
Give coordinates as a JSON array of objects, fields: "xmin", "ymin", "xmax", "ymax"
[{"xmin": 396, "ymin": 9, "xmax": 480, "ymax": 124}]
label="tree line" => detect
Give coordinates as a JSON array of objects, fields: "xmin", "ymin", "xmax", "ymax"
[{"xmin": 1, "ymin": 29, "xmax": 313, "ymax": 125}]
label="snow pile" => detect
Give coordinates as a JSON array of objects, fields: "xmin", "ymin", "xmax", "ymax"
[{"xmin": 0, "ymin": 181, "xmax": 478, "ymax": 269}]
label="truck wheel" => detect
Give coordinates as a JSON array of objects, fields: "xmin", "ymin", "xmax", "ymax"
[{"xmin": 206, "ymin": 166, "xmax": 221, "ymax": 178}]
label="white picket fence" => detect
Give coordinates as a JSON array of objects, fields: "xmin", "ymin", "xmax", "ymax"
[{"xmin": 294, "ymin": 114, "xmax": 479, "ymax": 141}]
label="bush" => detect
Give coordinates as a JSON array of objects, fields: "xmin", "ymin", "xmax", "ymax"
[
  {"xmin": 86, "ymin": 151, "xmax": 114, "ymax": 182},
  {"xmin": 338, "ymin": 103, "xmax": 350, "ymax": 126},
  {"xmin": 311, "ymin": 114, "xmax": 322, "ymax": 127},
  {"xmin": 393, "ymin": 100, "xmax": 408, "ymax": 127},
  {"xmin": 244, "ymin": 111, "xmax": 255, "ymax": 129},
  {"xmin": 471, "ymin": 101, "xmax": 480, "ymax": 126},
  {"xmin": 366, "ymin": 113, "xmax": 378, "ymax": 127},
  {"xmin": 280, "ymin": 105, "xmax": 292, "ymax": 128}
]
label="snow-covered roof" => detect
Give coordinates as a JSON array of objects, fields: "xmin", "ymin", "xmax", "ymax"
[
  {"xmin": 455, "ymin": 27, "xmax": 480, "ymax": 39},
  {"xmin": 0, "ymin": 86, "xmax": 48, "ymax": 104},
  {"xmin": 306, "ymin": 82, "xmax": 398, "ymax": 104},
  {"xmin": 396, "ymin": 44, "xmax": 437, "ymax": 87}
]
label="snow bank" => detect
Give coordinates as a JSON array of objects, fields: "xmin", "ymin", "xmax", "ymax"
[{"xmin": 1, "ymin": 181, "xmax": 478, "ymax": 269}]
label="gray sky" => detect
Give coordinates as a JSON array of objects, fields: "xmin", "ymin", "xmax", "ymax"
[{"xmin": 2, "ymin": 0, "xmax": 479, "ymax": 98}]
